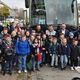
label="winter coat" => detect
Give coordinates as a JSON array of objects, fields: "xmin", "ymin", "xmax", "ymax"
[
  {"xmin": 70, "ymin": 45, "xmax": 80, "ymax": 59},
  {"xmin": 15, "ymin": 39, "xmax": 30, "ymax": 55},
  {"xmin": 49, "ymin": 43, "xmax": 59, "ymax": 55},
  {"xmin": 58, "ymin": 44, "xmax": 71, "ymax": 56},
  {"xmin": 41, "ymin": 39, "xmax": 48, "ymax": 52},
  {"xmin": 1, "ymin": 40, "xmax": 14, "ymax": 61},
  {"xmin": 57, "ymin": 29, "xmax": 69, "ymax": 38},
  {"xmin": 29, "ymin": 40, "xmax": 35, "ymax": 56}
]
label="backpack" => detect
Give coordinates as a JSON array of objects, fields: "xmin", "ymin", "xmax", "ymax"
[{"xmin": 3, "ymin": 40, "xmax": 13, "ymax": 56}]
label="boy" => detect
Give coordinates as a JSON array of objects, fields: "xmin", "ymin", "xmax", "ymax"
[
  {"xmin": 50, "ymin": 36, "xmax": 59, "ymax": 67},
  {"xmin": 70, "ymin": 39, "xmax": 80, "ymax": 70},
  {"xmin": 2, "ymin": 34, "xmax": 14, "ymax": 75},
  {"xmin": 15, "ymin": 35, "xmax": 30, "ymax": 73},
  {"xmin": 58, "ymin": 38, "xmax": 71, "ymax": 70},
  {"xmin": 41, "ymin": 34, "xmax": 48, "ymax": 65}
]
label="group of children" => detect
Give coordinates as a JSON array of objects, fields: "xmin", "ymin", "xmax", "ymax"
[{"xmin": 0, "ymin": 23, "xmax": 80, "ymax": 75}]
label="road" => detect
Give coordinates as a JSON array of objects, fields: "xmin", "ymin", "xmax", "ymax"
[{"xmin": 0, "ymin": 66, "xmax": 80, "ymax": 80}]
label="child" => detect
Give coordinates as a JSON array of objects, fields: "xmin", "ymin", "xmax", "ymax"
[
  {"xmin": 33, "ymin": 38, "xmax": 41, "ymax": 71},
  {"xmin": 41, "ymin": 34, "xmax": 48, "ymax": 65},
  {"xmin": 50, "ymin": 36, "xmax": 59, "ymax": 67},
  {"xmin": 15, "ymin": 35, "xmax": 30, "ymax": 73},
  {"xmin": 48, "ymin": 36, "xmax": 53, "ymax": 65},
  {"xmin": 11, "ymin": 31, "xmax": 18, "ymax": 70},
  {"xmin": 29, "ymin": 35, "xmax": 35, "ymax": 71},
  {"xmin": 1, "ymin": 34, "xmax": 14, "ymax": 75},
  {"xmin": 58, "ymin": 33, "xmax": 65, "ymax": 44},
  {"xmin": 1, "ymin": 28, "xmax": 8, "ymax": 38},
  {"xmin": 70, "ymin": 39, "xmax": 80, "ymax": 70},
  {"xmin": 58, "ymin": 38, "xmax": 71, "ymax": 70}
]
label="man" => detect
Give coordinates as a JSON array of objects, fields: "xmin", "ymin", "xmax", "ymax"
[
  {"xmin": 46, "ymin": 25, "xmax": 56, "ymax": 36},
  {"xmin": 36, "ymin": 25, "xmax": 43, "ymax": 35},
  {"xmin": 8, "ymin": 22, "xmax": 14, "ymax": 34},
  {"xmin": 57, "ymin": 23, "xmax": 69, "ymax": 38}
]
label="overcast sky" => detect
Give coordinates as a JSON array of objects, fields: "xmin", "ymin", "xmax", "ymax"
[
  {"xmin": 2, "ymin": 0, "xmax": 80, "ymax": 9},
  {"xmin": 78, "ymin": 0, "xmax": 80, "ymax": 3},
  {"xmin": 2, "ymin": 0, "xmax": 25, "ymax": 9}
]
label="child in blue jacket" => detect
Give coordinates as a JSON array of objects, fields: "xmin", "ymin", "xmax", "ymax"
[
  {"xmin": 15, "ymin": 35, "xmax": 30, "ymax": 73},
  {"xmin": 58, "ymin": 38, "xmax": 71, "ymax": 70}
]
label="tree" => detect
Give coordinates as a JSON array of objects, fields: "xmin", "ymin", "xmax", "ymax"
[{"xmin": 0, "ymin": 6, "xmax": 10, "ymax": 17}]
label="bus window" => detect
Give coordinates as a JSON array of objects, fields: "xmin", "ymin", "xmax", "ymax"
[
  {"xmin": 25, "ymin": 0, "xmax": 78, "ymax": 26},
  {"xmin": 44, "ymin": 0, "xmax": 78, "ymax": 26}
]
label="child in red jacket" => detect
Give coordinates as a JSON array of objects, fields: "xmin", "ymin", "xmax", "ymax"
[{"xmin": 32, "ymin": 38, "xmax": 41, "ymax": 71}]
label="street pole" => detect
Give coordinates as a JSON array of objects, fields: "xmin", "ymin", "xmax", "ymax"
[
  {"xmin": 29, "ymin": 0, "xmax": 32, "ymax": 27},
  {"xmin": 76, "ymin": 0, "xmax": 79, "ymax": 27}
]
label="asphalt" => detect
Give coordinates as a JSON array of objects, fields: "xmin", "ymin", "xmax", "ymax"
[{"xmin": 0, "ymin": 66, "xmax": 80, "ymax": 80}]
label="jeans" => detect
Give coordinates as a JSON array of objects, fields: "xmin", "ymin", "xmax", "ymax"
[
  {"xmin": 51, "ymin": 54, "xmax": 58, "ymax": 66},
  {"xmin": 32, "ymin": 56, "xmax": 35, "ymax": 70},
  {"xmin": 2, "ymin": 60, "xmax": 12, "ymax": 72},
  {"xmin": 42, "ymin": 52, "xmax": 46, "ymax": 63},
  {"xmin": 60, "ymin": 55, "xmax": 68, "ymax": 68},
  {"xmin": 32, "ymin": 56, "xmax": 40, "ymax": 70},
  {"xmin": 18, "ymin": 55, "xmax": 27, "ymax": 71}
]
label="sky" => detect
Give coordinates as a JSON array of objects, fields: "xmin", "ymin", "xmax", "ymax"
[
  {"xmin": 1, "ymin": 0, "xmax": 80, "ymax": 9},
  {"xmin": 2, "ymin": 0, "xmax": 25, "ymax": 9},
  {"xmin": 78, "ymin": 0, "xmax": 80, "ymax": 3}
]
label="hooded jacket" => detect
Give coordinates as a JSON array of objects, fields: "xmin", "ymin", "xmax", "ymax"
[{"xmin": 15, "ymin": 39, "xmax": 30, "ymax": 55}]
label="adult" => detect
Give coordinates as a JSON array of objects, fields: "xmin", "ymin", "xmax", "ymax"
[
  {"xmin": 46, "ymin": 25, "xmax": 56, "ymax": 36},
  {"xmin": 8, "ymin": 22, "xmax": 14, "ymax": 34},
  {"xmin": 57, "ymin": 23, "xmax": 69, "ymax": 38},
  {"xmin": 35, "ymin": 25, "xmax": 43, "ymax": 35}
]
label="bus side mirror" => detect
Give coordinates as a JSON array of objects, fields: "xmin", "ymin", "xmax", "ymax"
[
  {"xmin": 71, "ymin": 0, "xmax": 76, "ymax": 13},
  {"xmin": 25, "ymin": 0, "xmax": 29, "ymax": 8}
]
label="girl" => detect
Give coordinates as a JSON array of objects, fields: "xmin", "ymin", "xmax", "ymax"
[{"xmin": 33, "ymin": 38, "xmax": 41, "ymax": 71}]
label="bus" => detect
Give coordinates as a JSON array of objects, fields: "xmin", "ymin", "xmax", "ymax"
[{"xmin": 25, "ymin": 0, "xmax": 78, "ymax": 27}]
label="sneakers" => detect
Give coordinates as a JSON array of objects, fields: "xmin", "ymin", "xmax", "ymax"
[
  {"xmin": 71, "ymin": 67, "xmax": 74, "ymax": 71},
  {"xmin": 74, "ymin": 67, "xmax": 78, "ymax": 70},
  {"xmin": 18, "ymin": 70, "xmax": 21, "ymax": 74},
  {"xmin": 24, "ymin": 70, "xmax": 27, "ymax": 73},
  {"xmin": 18, "ymin": 70, "xmax": 27, "ymax": 73}
]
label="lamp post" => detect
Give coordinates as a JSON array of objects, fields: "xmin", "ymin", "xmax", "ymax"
[
  {"xmin": 29, "ymin": 0, "xmax": 32, "ymax": 27},
  {"xmin": 72, "ymin": 0, "xmax": 79, "ymax": 27},
  {"xmin": 23, "ymin": 9, "xmax": 27, "ymax": 26}
]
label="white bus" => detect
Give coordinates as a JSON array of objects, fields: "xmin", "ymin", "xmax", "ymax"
[{"xmin": 25, "ymin": 0, "xmax": 78, "ymax": 27}]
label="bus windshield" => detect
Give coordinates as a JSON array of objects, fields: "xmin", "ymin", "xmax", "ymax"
[
  {"xmin": 44, "ymin": 0, "xmax": 77, "ymax": 26},
  {"xmin": 25, "ymin": 0, "xmax": 78, "ymax": 26}
]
